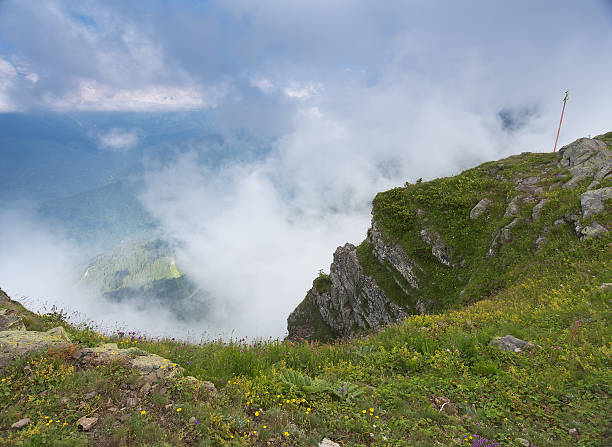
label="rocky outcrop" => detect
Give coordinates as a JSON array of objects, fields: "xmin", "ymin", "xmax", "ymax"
[
  {"xmin": 505, "ymin": 195, "xmax": 522, "ymax": 217},
  {"xmin": 470, "ymin": 198, "xmax": 493, "ymax": 219},
  {"xmin": 581, "ymin": 187, "xmax": 611, "ymax": 219},
  {"xmin": 0, "ymin": 326, "xmax": 72, "ymax": 372},
  {"xmin": 564, "ymin": 214, "xmax": 609, "ymax": 240},
  {"xmin": 579, "ymin": 222, "xmax": 608, "ymax": 239},
  {"xmin": 76, "ymin": 342, "xmax": 186, "ymax": 385},
  {"xmin": 532, "ymin": 199, "xmax": 547, "ymax": 221},
  {"xmin": 419, "ymin": 228, "xmax": 453, "ymax": 266},
  {"xmin": 369, "ymin": 221, "xmax": 420, "ymax": 288},
  {"xmin": 487, "ymin": 218, "xmax": 521, "ymax": 258},
  {"xmin": 288, "ymin": 135, "xmax": 611, "ymax": 342},
  {"xmin": 287, "ymin": 243, "xmax": 408, "ymax": 340},
  {"xmin": 559, "ymin": 138, "xmax": 612, "ymax": 189},
  {"xmin": 0, "ymin": 308, "xmax": 25, "ymax": 331}
]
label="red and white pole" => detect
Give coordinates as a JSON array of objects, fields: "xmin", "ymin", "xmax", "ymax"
[{"xmin": 553, "ymin": 90, "xmax": 569, "ymax": 152}]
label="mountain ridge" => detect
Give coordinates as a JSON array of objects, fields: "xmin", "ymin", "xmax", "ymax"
[{"xmin": 287, "ymin": 134, "xmax": 612, "ymax": 341}]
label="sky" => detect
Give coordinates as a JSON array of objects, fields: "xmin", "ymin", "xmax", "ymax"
[{"xmin": 1, "ymin": 0, "xmax": 611, "ymax": 338}]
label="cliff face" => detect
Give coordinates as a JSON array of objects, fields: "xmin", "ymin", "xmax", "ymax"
[
  {"xmin": 287, "ymin": 134, "xmax": 612, "ymax": 341},
  {"xmin": 287, "ymin": 244, "xmax": 408, "ymax": 341}
]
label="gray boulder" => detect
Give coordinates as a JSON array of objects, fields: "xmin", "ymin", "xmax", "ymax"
[
  {"xmin": 420, "ymin": 228, "xmax": 453, "ymax": 266},
  {"xmin": 505, "ymin": 195, "xmax": 522, "ymax": 217},
  {"xmin": 77, "ymin": 416, "xmax": 98, "ymax": 431},
  {"xmin": 532, "ymin": 199, "xmax": 547, "ymax": 221},
  {"xmin": 369, "ymin": 220, "xmax": 420, "ymax": 288},
  {"xmin": 11, "ymin": 418, "xmax": 31, "ymax": 429},
  {"xmin": 487, "ymin": 218, "xmax": 521, "ymax": 257},
  {"xmin": 490, "ymin": 335, "xmax": 534, "ymax": 353},
  {"xmin": 470, "ymin": 198, "xmax": 493, "ymax": 219},
  {"xmin": 0, "ymin": 308, "xmax": 25, "ymax": 331},
  {"xmin": 581, "ymin": 187, "xmax": 612, "ymax": 219},
  {"xmin": 79, "ymin": 343, "xmax": 184, "ymax": 383},
  {"xmin": 580, "ymin": 222, "xmax": 608, "ymax": 240},
  {"xmin": 559, "ymin": 138, "xmax": 612, "ymax": 189}
]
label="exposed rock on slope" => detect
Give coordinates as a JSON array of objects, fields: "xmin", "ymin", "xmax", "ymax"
[
  {"xmin": 288, "ymin": 135, "xmax": 611, "ymax": 341},
  {"xmin": 369, "ymin": 221, "xmax": 420, "ymax": 288},
  {"xmin": 559, "ymin": 137, "xmax": 611, "ymax": 189},
  {"xmin": 0, "ymin": 326, "xmax": 71, "ymax": 372},
  {"xmin": 287, "ymin": 244, "xmax": 408, "ymax": 340}
]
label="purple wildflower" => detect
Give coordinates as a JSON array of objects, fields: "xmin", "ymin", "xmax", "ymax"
[{"xmin": 467, "ymin": 434, "xmax": 500, "ymax": 447}]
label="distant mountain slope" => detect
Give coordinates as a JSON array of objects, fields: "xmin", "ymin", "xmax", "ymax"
[
  {"xmin": 37, "ymin": 180, "xmax": 158, "ymax": 252},
  {"xmin": 82, "ymin": 238, "xmax": 211, "ymax": 322},
  {"xmin": 288, "ymin": 134, "xmax": 612, "ymax": 341}
]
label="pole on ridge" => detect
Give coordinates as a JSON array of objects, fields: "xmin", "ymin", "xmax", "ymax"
[{"xmin": 553, "ymin": 90, "xmax": 569, "ymax": 152}]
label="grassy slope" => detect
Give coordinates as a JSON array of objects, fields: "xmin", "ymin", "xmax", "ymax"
[
  {"xmin": 1, "ymin": 147, "xmax": 611, "ymax": 446},
  {"xmin": 364, "ymin": 152, "xmax": 569, "ymax": 313}
]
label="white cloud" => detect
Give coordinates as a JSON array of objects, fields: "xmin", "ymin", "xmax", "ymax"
[
  {"xmin": 98, "ymin": 128, "xmax": 140, "ymax": 151},
  {"xmin": 0, "ymin": 58, "xmax": 18, "ymax": 111},
  {"xmin": 249, "ymin": 77, "xmax": 275, "ymax": 93},
  {"xmin": 48, "ymin": 80, "xmax": 213, "ymax": 111},
  {"xmin": 283, "ymin": 81, "xmax": 323, "ymax": 99}
]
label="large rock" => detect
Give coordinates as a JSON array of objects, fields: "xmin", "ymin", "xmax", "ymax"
[
  {"xmin": 504, "ymin": 195, "xmax": 522, "ymax": 217},
  {"xmin": 580, "ymin": 222, "xmax": 608, "ymax": 240},
  {"xmin": 369, "ymin": 220, "xmax": 420, "ymax": 288},
  {"xmin": 0, "ymin": 326, "xmax": 72, "ymax": 372},
  {"xmin": 564, "ymin": 214, "xmax": 609, "ymax": 240},
  {"xmin": 0, "ymin": 308, "xmax": 25, "ymax": 331},
  {"xmin": 581, "ymin": 187, "xmax": 612, "ymax": 219},
  {"xmin": 287, "ymin": 243, "xmax": 408, "ymax": 340},
  {"xmin": 559, "ymin": 138, "xmax": 612, "ymax": 189},
  {"xmin": 79, "ymin": 343, "xmax": 184, "ymax": 383},
  {"xmin": 532, "ymin": 199, "xmax": 547, "ymax": 221},
  {"xmin": 11, "ymin": 418, "xmax": 31, "ymax": 429},
  {"xmin": 420, "ymin": 228, "xmax": 453, "ymax": 266},
  {"xmin": 77, "ymin": 416, "xmax": 98, "ymax": 431},
  {"xmin": 487, "ymin": 218, "xmax": 521, "ymax": 258},
  {"xmin": 470, "ymin": 198, "xmax": 493, "ymax": 219},
  {"xmin": 490, "ymin": 335, "xmax": 534, "ymax": 353}
]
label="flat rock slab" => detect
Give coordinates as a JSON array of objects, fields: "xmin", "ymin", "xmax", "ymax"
[
  {"xmin": 490, "ymin": 335, "xmax": 534, "ymax": 353},
  {"xmin": 79, "ymin": 343, "xmax": 184, "ymax": 383},
  {"xmin": 0, "ymin": 326, "xmax": 71, "ymax": 372}
]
